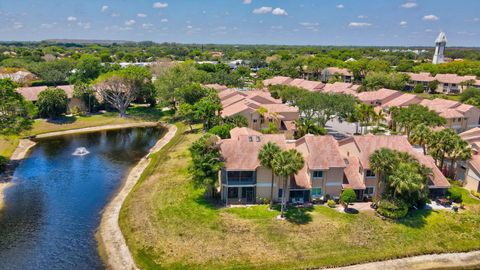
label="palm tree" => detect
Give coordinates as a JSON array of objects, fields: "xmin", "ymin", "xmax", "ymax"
[
  {"xmin": 374, "ymin": 109, "xmax": 386, "ymax": 127},
  {"xmin": 448, "ymin": 138, "xmax": 472, "ymax": 179},
  {"xmin": 389, "ymin": 163, "xmax": 425, "ymax": 200},
  {"xmin": 272, "ymin": 149, "xmax": 305, "ymax": 218},
  {"xmin": 410, "ymin": 124, "xmax": 431, "ymax": 155},
  {"xmin": 389, "ymin": 106, "xmax": 400, "ymax": 132},
  {"xmin": 369, "ymin": 148, "xmax": 397, "ymax": 201},
  {"xmin": 258, "ymin": 142, "xmax": 282, "ymax": 209},
  {"xmin": 355, "ymin": 103, "xmax": 375, "ymax": 134}
]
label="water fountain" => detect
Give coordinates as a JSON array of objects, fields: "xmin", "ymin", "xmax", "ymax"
[{"xmin": 72, "ymin": 147, "xmax": 90, "ymax": 156}]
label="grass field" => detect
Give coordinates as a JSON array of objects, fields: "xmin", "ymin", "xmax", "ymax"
[
  {"xmin": 119, "ymin": 124, "xmax": 480, "ymax": 270},
  {"xmin": 0, "ymin": 106, "xmax": 172, "ymax": 159}
]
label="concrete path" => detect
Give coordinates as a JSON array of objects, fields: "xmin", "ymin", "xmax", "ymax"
[
  {"xmin": 98, "ymin": 124, "xmax": 177, "ymax": 270},
  {"xmin": 325, "ymin": 250, "xmax": 480, "ymax": 270},
  {"xmin": 35, "ymin": 122, "xmax": 159, "ymax": 139}
]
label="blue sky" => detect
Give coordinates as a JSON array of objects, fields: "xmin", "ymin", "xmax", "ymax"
[{"xmin": 0, "ymin": 0, "xmax": 479, "ymax": 46}]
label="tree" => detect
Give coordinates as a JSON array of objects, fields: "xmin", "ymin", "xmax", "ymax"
[
  {"xmin": 413, "ymin": 83, "xmax": 424, "ymax": 93},
  {"xmin": 0, "ymin": 79, "xmax": 34, "ymax": 134},
  {"xmin": 177, "ymin": 103, "xmax": 197, "ymax": 131},
  {"xmin": 224, "ymin": 115, "xmax": 248, "ymax": 127},
  {"xmin": 209, "ymin": 124, "xmax": 234, "ymax": 139},
  {"xmin": 362, "ymin": 72, "xmax": 409, "ymax": 91},
  {"xmin": 74, "ymin": 54, "xmax": 102, "ymax": 82},
  {"xmin": 428, "ymin": 80, "xmax": 439, "ymax": 93},
  {"xmin": 393, "ymin": 104, "xmax": 446, "ymax": 138},
  {"xmin": 176, "ymin": 83, "xmax": 209, "ymax": 105},
  {"xmin": 389, "ymin": 163, "xmax": 426, "ymax": 201},
  {"xmin": 409, "ymin": 124, "xmax": 431, "ymax": 155},
  {"xmin": 31, "ymin": 59, "xmax": 74, "ymax": 85},
  {"xmin": 94, "ymin": 66, "xmax": 151, "ymax": 117},
  {"xmin": 195, "ymin": 95, "xmax": 222, "ymax": 131},
  {"xmin": 340, "ymin": 188, "xmax": 357, "ymax": 210},
  {"xmin": 258, "ymin": 142, "xmax": 282, "ymax": 209},
  {"xmin": 460, "ymin": 87, "xmax": 480, "ymax": 106},
  {"xmin": 369, "ymin": 148, "xmax": 398, "ymax": 201},
  {"xmin": 272, "ymin": 149, "xmax": 305, "ymax": 218},
  {"xmin": 294, "ymin": 118, "xmax": 326, "ymax": 138},
  {"xmin": 448, "ymin": 137, "xmax": 472, "ymax": 179},
  {"xmin": 188, "ymin": 134, "xmax": 223, "ymax": 198},
  {"xmin": 73, "ymin": 82, "xmax": 98, "ymax": 113},
  {"xmin": 36, "ymin": 88, "xmax": 68, "ymax": 119},
  {"xmin": 427, "ymin": 129, "xmax": 458, "ymax": 171},
  {"xmin": 355, "ymin": 103, "xmax": 375, "ymax": 134}
]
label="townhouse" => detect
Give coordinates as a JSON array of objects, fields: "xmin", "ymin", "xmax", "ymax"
[
  {"xmin": 214, "ymin": 86, "xmax": 300, "ymax": 138},
  {"xmin": 16, "ymin": 85, "xmax": 86, "ymax": 112},
  {"xmin": 420, "ymin": 99, "xmax": 480, "ymax": 132},
  {"xmin": 459, "ymin": 128, "xmax": 480, "ymax": 193},
  {"xmin": 219, "ymin": 127, "xmax": 450, "ymax": 204},
  {"xmin": 405, "ymin": 72, "xmax": 480, "ymax": 94},
  {"xmin": 320, "ymin": 67, "xmax": 354, "ymax": 83}
]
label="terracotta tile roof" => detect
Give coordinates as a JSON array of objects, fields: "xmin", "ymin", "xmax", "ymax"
[
  {"xmin": 460, "ymin": 127, "xmax": 480, "ymax": 143},
  {"xmin": 263, "ymin": 76, "xmax": 293, "ymax": 86},
  {"xmin": 440, "ymin": 108, "xmax": 465, "ymax": 119},
  {"xmin": 296, "ymin": 135, "xmax": 346, "ymax": 170},
  {"xmin": 434, "ymin": 74, "xmax": 477, "ymax": 84},
  {"xmin": 467, "ymin": 155, "xmax": 480, "ymax": 176},
  {"xmin": 405, "ymin": 72, "xmax": 435, "ymax": 82},
  {"xmin": 244, "ymin": 91, "xmax": 282, "ymax": 104},
  {"xmin": 283, "ymin": 120, "xmax": 296, "ymax": 131},
  {"xmin": 357, "ymin": 88, "xmax": 403, "ymax": 105},
  {"xmin": 343, "ymin": 156, "xmax": 366, "ymax": 190},
  {"xmin": 322, "ymin": 82, "xmax": 359, "ymax": 96},
  {"xmin": 218, "ymin": 89, "xmax": 240, "ymax": 101},
  {"xmin": 419, "ymin": 98, "xmax": 460, "ymax": 113},
  {"xmin": 221, "ymin": 100, "xmax": 256, "ymax": 118},
  {"xmin": 325, "ymin": 67, "xmax": 353, "ymax": 77},
  {"xmin": 229, "ymin": 127, "xmax": 262, "ymax": 137},
  {"xmin": 220, "ymin": 131, "xmax": 288, "ymax": 170},
  {"xmin": 455, "ymin": 103, "xmax": 476, "ymax": 113},
  {"xmin": 221, "ymin": 94, "xmax": 245, "ymax": 108},
  {"xmin": 382, "ymin": 93, "xmax": 422, "ymax": 108},
  {"xmin": 16, "ymin": 85, "xmax": 74, "ymax": 101}
]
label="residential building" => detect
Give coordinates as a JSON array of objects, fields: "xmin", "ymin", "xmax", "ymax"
[
  {"xmin": 16, "ymin": 85, "xmax": 86, "ymax": 112},
  {"xmin": 320, "ymin": 67, "xmax": 354, "ymax": 83},
  {"xmin": 405, "ymin": 72, "xmax": 480, "ymax": 94},
  {"xmin": 459, "ymin": 128, "xmax": 480, "ymax": 193},
  {"xmin": 420, "ymin": 99, "xmax": 480, "ymax": 132},
  {"xmin": 357, "ymin": 88, "xmax": 403, "ymax": 106},
  {"xmin": 322, "ymin": 82, "xmax": 359, "ymax": 96},
  {"xmin": 218, "ymin": 128, "xmax": 450, "ymax": 205}
]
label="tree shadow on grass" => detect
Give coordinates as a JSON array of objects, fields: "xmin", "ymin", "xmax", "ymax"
[
  {"xmin": 396, "ymin": 209, "xmax": 434, "ymax": 228},
  {"xmin": 272, "ymin": 205, "xmax": 314, "ymax": 225},
  {"xmin": 45, "ymin": 115, "xmax": 77, "ymax": 125},
  {"xmin": 193, "ymin": 194, "xmax": 222, "ymax": 210}
]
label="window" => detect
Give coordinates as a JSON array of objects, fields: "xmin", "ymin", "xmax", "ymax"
[
  {"xmin": 268, "ymin": 119, "xmax": 273, "ymax": 122},
  {"xmin": 278, "ymin": 188, "xmax": 283, "ymax": 198},
  {"xmin": 260, "ymin": 119, "xmax": 265, "ymax": 124},
  {"xmin": 312, "ymin": 171, "xmax": 323, "ymax": 179},
  {"xmin": 253, "ymin": 119, "xmax": 257, "ymax": 123},
  {"xmin": 227, "ymin": 171, "xmax": 255, "ymax": 184},
  {"xmin": 366, "ymin": 170, "xmax": 376, "ymax": 177},
  {"xmin": 228, "ymin": 187, "xmax": 238, "ymax": 199},
  {"xmin": 458, "ymin": 118, "xmax": 462, "ymax": 122},
  {"xmin": 365, "ymin": 187, "xmax": 375, "ymax": 195},
  {"xmin": 311, "ymin": 188, "xmax": 322, "ymax": 197}
]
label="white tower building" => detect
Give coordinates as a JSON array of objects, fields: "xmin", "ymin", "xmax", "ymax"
[{"xmin": 432, "ymin": 32, "xmax": 447, "ymax": 64}]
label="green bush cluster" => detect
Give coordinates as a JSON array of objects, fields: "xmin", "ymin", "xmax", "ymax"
[
  {"xmin": 448, "ymin": 187, "xmax": 463, "ymax": 203},
  {"xmin": 327, "ymin": 200, "xmax": 336, "ymax": 208},
  {"xmin": 471, "ymin": 190, "xmax": 480, "ymax": 200},
  {"xmin": 377, "ymin": 200, "xmax": 408, "ymax": 219}
]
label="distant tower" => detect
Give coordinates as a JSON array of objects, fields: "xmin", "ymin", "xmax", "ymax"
[{"xmin": 432, "ymin": 32, "xmax": 447, "ymax": 64}]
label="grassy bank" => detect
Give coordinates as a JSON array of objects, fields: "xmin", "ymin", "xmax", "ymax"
[
  {"xmin": 0, "ymin": 106, "xmax": 172, "ymax": 160},
  {"xmin": 119, "ymin": 125, "xmax": 480, "ymax": 270}
]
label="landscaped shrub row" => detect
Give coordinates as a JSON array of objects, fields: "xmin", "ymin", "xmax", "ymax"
[
  {"xmin": 448, "ymin": 187, "xmax": 463, "ymax": 203},
  {"xmin": 377, "ymin": 200, "xmax": 408, "ymax": 219},
  {"xmin": 471, "ymin": 190, "xmax": 480, "ymax": 200}
]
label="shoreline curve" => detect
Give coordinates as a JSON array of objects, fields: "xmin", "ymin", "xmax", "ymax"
[{"xmin": 97, "ymin": 124, "xmax": 177, "ymax": 270}]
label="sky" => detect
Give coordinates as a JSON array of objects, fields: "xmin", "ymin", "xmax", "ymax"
[{"xmin": 0, "ymin": 0, "xmax": 479, "ymax": 46}]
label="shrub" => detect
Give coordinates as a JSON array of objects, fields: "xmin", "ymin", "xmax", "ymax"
[
  {"xmin": 448, "ymin": 187, "xmax": 463, "ymax": 203},
  {"xmin": 413, "ymin": 84, "xmax": 424, "ymax": 93},
  {"xmin": 377, "ymin": 200, "xmax": 408, "ymax": 219},
  {"xmin": 0, "ymin": 156, "xmax": 8, "ymax": 173},
  {"xmin": 327, "ymin": 200, "xmax": 336, "ymax": 208},
  {"xmin": 209, "ymin": 124, "xmax": 234, "ymax": 139},
  {"xmin": 340, "ymin": 188, "xmax": 357, "ymax": 208},
  {"xmin": 257, "ymin": 197, "xmax": 271, "ymax": 205},
  {"xmin": 70, "ymin": 106, "xmax": 85, "ymax": 116}
]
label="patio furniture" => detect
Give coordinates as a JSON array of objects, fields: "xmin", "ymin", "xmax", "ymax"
[{"xmin": 436, "ymin": 198, "xmax": 452, "ymax": 207}]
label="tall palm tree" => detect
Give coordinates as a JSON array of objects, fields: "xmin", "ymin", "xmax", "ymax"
[
  {"xmin": 410, "ymin": 124, "xmax": 431, "ymax": 155},
  {"xmin": 449, "ymin": 138, "xmax": 472, "ymax": 179},
  {"xmin": 355, "ymin": 103, "xmax": 375, "ymax": 134},
  {"xmin": 374, "ymin": 109, "xmax": 386, "ymax": 127},
  {"xmin": 272, "ymin": 149, "xmax": 305, "ymax": 218},
  {"xmin": 369, "ymin": 148, "xmax": 397, "ymax": 201},
  {"xmin": 389, "ymin": 106, "xmax": 400, "ymax": 132},
  {"xmin": 258, "ymin": 142, "xmax": 282, "ymax": 209},
  {"xmin": 389, "ymin": 163, "xmax": 425, "ymax": 200}
]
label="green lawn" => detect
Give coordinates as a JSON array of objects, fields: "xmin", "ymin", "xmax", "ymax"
[
  {"xmin": 414, "ymin": 92, "xmax": 462, "ymax": 102},
  {"xmin": 120, "ymin": 123, "xmax": 480, "ymax": 270},
  {"xmin": 0, "ymin": 106, "xmax": 173, "ymax": 159}
]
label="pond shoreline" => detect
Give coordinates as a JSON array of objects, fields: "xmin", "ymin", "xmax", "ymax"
[
  {"xmin": 0, "ymin": 122, "xmax": 160, "ymax": 210},
  {"xmin": 97, "ymin": 124, "xmax": 177, "ymax": 270}
]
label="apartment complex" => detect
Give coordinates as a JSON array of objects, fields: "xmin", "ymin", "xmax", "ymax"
[
  {"xmin": 209, "ymin": 85, "xmax": 300, "ymax": 138},
  {"xmin": 460, "ymin": 128, "xmax": 480, "ymax": 193},
  {"xmin": 406, "ymin": 72, "xmax": 480, "ymax": 94},
  {"xmin": 219, "ymin": 127, "xmax": 450, "ymax": 205}
]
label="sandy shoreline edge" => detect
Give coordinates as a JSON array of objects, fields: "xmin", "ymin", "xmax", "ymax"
[{"xmin": 97, "ymin": 124, "xmax": 177, "ymax": 270}]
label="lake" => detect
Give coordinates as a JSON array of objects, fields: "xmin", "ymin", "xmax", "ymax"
[{"xmin": 0, "ymin": 127, "xmax": 165, "ymax": 270}]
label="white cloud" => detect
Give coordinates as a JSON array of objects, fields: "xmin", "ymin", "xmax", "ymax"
[
  {"xmin": 253, "ymin": 6, "xmax": 272, "ymax": 14},
  {"xmin": 77, "ymin": 21, "xmax": 91, "ymax": 29},
  {"xmin": 67, "ymin": 16, "xmax": 77, "ymax": 22},
  {"xmin": 423, "ymin": 14, "xmax": 439, "ymax": 21},
  {"xmin": 153, "ymin": 2, "xmax": 168, "ymax": 9},
  {"xmin": 125, "ymin": 19, "xmax": 136, "ymax": 26},
  {"xmin": 401, "ymin": 2, "xmax": 417, "ymax": 8},
  {"xmin": 336, "ymin": 4, "xmax": 344, "ymax": 9},
  {"xmin": 12, "ymin": 22, "xmax": 23, "ymax": 29},
  {"xmin": 142, "ymin": 23, "xmax": 153, "ymax": 29},
  {"xmin": 300, "ymin": 22, "xmax": 319, "ymax": 27},
  {"xmin": 348, "ymin": 22, "xmax": 372, "ymax": 27},
  {"xmin": 137, "ymin": 13, "xmax": 147, "ymax": 18},
  {"xmin": 243, "ymin": 0, "xmax": 252, "ymax": 4},
  {"xmin": 357, "ymin": 15, "xmax": 368, "ymax": 19},
  {"xmin": 271, "ymin": 25, "xmax": 283, "ymax": 30},
  {"xmin": 399, "ymin": 21, "xmax": 408, "ymax": 26},
  {"xmin": 472, "ymin": 18, "xmax": 480, "ymax": 22},
  {"xmin": 111, "ymin": 13, "xmax": 120, "ymax": 17},
  {"xmin": 272, "ymin": 8, "xmax": 288, "ymax": 16},
  {"xmin": 161, "ymin": 18, "xmax": 168, "ymax": 23},
  {"xmin": 40, "ymin": 23, "xmax": 55, "ymax": 29},
  {"xmin": 101, "ymin": 5, "xmax": 109, "ymax": 12},
  {"xmin": 425, "ymin": 28, "xmax": 432, "ymax": 32},
  {"xmin": 187, "ymin": 25, "xmax": 193, "ymax": 29}
]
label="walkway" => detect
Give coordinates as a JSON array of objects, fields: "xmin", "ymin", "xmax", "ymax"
[{"xmin": 98, "ymin": 124, "xmax": 177, "ymax": 270}]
